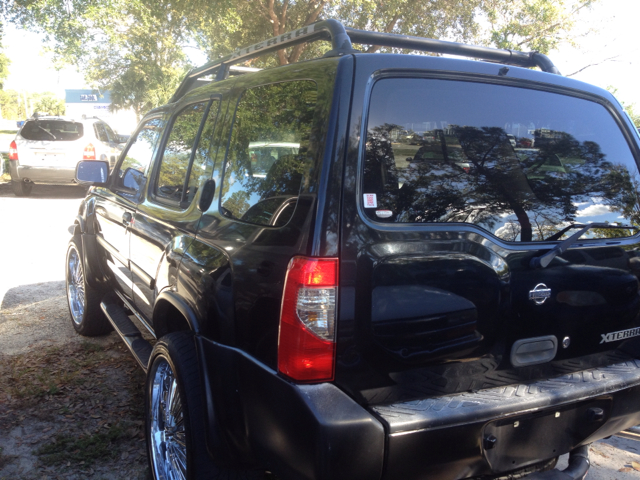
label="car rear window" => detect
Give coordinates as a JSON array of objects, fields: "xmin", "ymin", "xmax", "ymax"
[
  {"xmin": 362, "ymin": 78, "xmax": 640, "ymax": 242},
  {"xmin": 20, "ymin": 120, "xmax": 84, "ymax": 142}
]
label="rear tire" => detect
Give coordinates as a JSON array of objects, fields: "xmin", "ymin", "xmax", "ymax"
[
  {"xmin": 12, "ymin": 180, "xmax": 32, "ymax": 197},
  {"xmin": 146, "ymin": 332, "xmax": 262, "ymax": 480},
  {"xmin": 65, "ymin": 236, "xmax": 112, "ymax": 336}
]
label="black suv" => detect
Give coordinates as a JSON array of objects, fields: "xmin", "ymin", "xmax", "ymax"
[{"xmin": 67, "ymin": 20, "xmax": 640, "ymax": 480}]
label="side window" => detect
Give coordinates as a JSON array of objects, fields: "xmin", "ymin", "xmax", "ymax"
[
  {"xmin": 103, "ymin": 123, "xmax": 117, "ymax": 142},
  {"xmin": 220, "ymin": 81, "xmax": 317, "ymax": 226},
  {"xmin": 186, "ymin": 100, "xmax": 219, "ymax": 204},
  {"xmin": 115, "ymin": 117, "xmax": 165, "ymax": 196},
  {"xmin": 154, "ymin": 100, "xmax": 217, "ymax": 206},
  {"xmin": 94, "ymin": 123, "xmax": 108, "ymax": 142}
]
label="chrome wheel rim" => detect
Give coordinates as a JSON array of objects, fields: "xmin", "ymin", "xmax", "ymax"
[
  {"xmin": 67, "ymin": 247, "xmax": 85, "ymax": 325},
  {"xmin": 149, "ymin": 359, "xmax": 187, "ymax": 480}
]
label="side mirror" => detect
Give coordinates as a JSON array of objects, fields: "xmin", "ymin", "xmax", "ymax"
[
  {"xmin": 76, "ymin": 160, "xmax": 109, "ymax": 185},
  {"xmin": 122, "ymin": 167, "xmax": 145, "ymax": 191},
  {"xmin": 117, "ymin": 134, "xmax": 130, "ymax": 144}
]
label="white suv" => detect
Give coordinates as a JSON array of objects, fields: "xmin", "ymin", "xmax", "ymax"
[{"xmin": 8, "ymin": 115, "xmax": 125, "ymax": 196}]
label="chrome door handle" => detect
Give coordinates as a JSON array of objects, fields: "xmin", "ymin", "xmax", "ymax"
[{"xmin": 122, "ymin": 212, "xmax": 132, "ymax": 226}]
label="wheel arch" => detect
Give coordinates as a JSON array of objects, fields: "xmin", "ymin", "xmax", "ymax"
[{"xmin": 153, "ymin": 291, "xmax": 201, "ymax": 337}]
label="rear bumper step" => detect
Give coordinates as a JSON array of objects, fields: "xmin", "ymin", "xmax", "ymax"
[
  {"xmin": 101, "ymin": 294, "xmax": 152, "ymax": 371},
  {"xmin": 373, "ymin": 356, "xmax": 640, "ymax": 433},
  {"xmin": 373, "ymin": 355, "xmax": 640, "ymax": 479}
]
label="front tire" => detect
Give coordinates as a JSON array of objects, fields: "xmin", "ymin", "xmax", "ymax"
[
  {"xmin": 12, "ymin": 180, "xmax": 33, "ymax": 197},
  {"xmin": 146, "ymin": 333, "xmax": 261, "ymax": 480},
  {"xmin": 65, "ymin": 236, "xmax": 112, "ymax": 336}
]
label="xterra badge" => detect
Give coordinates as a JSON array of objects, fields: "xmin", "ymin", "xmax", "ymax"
[
  {"xmin": 529, "ymin": 283, "xmax": 552, "ymax": 305},
  {"xmin": 600, "ymin": 326, "xmax": 640, "ymax": 344}
]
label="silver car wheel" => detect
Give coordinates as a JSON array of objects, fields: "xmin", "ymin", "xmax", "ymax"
[
  {"xmin": 149, "ymin": 359, "xmax": 187, "ymax": 480},
  {"xmin": 66, "ymin": 246, "xmax": 85, "ymax": 326}
]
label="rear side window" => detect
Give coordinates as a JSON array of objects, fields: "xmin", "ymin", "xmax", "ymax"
[
  {"xmin": 154, "ymin": 100, "xmax": 218, "ymax": 206},
  {"xmin": 115, "ymin": 117, "xmax": 166, "ymax": 197},
  {"xmin": 362, "ymin": 78, "xmax": 640, "ymax": 242},
  {"xmin": 155, "ymin": 102, "xmax": 208, "ymax": 203},
  {"xmin": 220, "ymin": 81, "xmax": 317, "ymax": 226},
  {"xmin": 20, "ymin": 120, "xmax": 83, "ymax": 141}
]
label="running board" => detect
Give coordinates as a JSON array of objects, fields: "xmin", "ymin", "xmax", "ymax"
[{"xmin": 101, "ymin": 294, "xmax": 153, "ymax": 372}]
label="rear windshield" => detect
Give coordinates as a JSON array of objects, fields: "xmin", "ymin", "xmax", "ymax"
[
  {"xmin": 20, "ymin": 120, "xmax": 84, "ymax": 142},
  {"xmin": 362, "ymin": 78, "xmax": 640, "ymax": 242}
]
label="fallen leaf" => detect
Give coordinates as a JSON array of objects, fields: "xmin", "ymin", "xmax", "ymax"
[
  {"xmin": 619, "ymin": 467, "xmax": 632, "ymax": 473},
  {"xmin": 632, "ymin": 461, "xmax": 640, "ymax": 472}
]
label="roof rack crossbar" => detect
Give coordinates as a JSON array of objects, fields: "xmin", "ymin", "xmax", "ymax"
[{"xmin": 169, "ymin": 19, "xmax": 560, "ymax": 103}]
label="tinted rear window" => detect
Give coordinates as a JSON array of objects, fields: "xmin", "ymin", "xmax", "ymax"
[
  {"xmin": 21, "ymin": 120, "xmax": 83, "ymax": 141},
  {"xmin": 362, "ymin": 78, "xmax": 640, "ymax": 242}
]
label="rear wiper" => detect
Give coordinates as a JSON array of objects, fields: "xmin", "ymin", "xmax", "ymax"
[
  {"xmin": 36, "ymin": 125, "xmax": 56, "ymax": 140},
  {"xmin": 530, "ymin": 223, "xmax": 636, "ymax": 269}
]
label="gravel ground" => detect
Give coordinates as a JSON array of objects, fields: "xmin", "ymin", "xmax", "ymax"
[{"xmin": 0, "ymin": 181, "xmax": 639, "ymax": 479}]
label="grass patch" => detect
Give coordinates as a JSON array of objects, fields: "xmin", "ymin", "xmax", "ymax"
[
  {"xmin": 35, "ymin": 423, "xmax": 129, "ymax": 466},
  {"xmin": 1, "ymin": 342, "xmax": 115, "ymax": 403}
]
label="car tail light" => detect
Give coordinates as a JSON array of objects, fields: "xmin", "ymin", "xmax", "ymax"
[
  {"xmin": 83, "ymin": 143, "xmax": 96, "ymax": 160},
  {"xmin": 278, "ymin": 256, "xmax": 338, "ymax": 382},
  {"xmin": 9, "ymin": 141, "xmax": 18, "ymax": 160}
]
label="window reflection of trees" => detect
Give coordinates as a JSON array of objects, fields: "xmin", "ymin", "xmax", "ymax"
[
  {"xmin": 220, "ymin": 81, "xmax": 317, "ymax": 225},
  {"xmin": 364, "ymin": 124, "xmax": 640, "ymax": 242},
  {"xmin": 156, "ymin": 103, "xmax": 207, "ymax": 202}
]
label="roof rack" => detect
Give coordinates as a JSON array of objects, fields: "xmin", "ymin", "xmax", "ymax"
[{"xmin": 170, "ymin": 18, "xmax": 560, "ymax": 103}]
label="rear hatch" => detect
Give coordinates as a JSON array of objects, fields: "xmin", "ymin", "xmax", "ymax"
[
  {"xmin": 336, "ymin": 71, "xmax": 640, "ymax": 406},
  {"xmin": 16, "ymin": 118, "xmax": 84, "ymax": 168}
]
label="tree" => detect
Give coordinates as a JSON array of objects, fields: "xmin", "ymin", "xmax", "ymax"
[
  {"xmin": 481, "ymin": 0, "xmax": 596, "ymax": 53},
  {"xmin": 607, "ymin": 86, "xmax": 640, "ymax": 129},
  {"xmin": 32, "ymin": 93, "xmax": 65, "ymax": 116},
  {"xmin": 5, "ymin": 0, "xmax": 600, "ymax": 116}
]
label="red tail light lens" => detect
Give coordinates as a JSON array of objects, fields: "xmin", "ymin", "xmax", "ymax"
[
  {"xmin": 9, "ymin": 140, "xmax": 18, "ymax": 160},
  {"xmin": 83, "ymin": 143, "xmax": 96, "ymax": 160},
  {"xmin": 278, "ymin": 257, "xmax": 338, "ymax": 383}
]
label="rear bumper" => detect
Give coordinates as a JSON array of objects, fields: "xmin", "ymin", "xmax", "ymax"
[
  {"xmin": 375, "ymin": 355, "xmax": 640, "ymax": 479},
  {"xmin": 12, "ymin": 164, "xmax": 78, "ymax": 184},
  {"xmin": 198, "ymin": 338, "xmax": 385, "ymax": 480},
  {"xmin": 199, "ymin": 338, "xmax": 640, "ymax": 480}
]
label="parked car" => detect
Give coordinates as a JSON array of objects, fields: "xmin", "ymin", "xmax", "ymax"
[
  {"xmin": 8, "ymin": 115, "xmax": 124, "ymax": 196},
  {"xmin": 67, "ymin": 19, "xmax": 640, "ymax": 480}
]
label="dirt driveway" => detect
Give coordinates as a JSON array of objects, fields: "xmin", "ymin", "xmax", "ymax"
[{"xmin": 0, "ymin": 181, "xmax": 639, "ymax": 479}]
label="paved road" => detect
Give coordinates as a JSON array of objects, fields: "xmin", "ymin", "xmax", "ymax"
[
  {"xmin": 0, "ymin": 182, "xmax": 111, "ymax": 355},
  {"xmin": 0, "ymin": 181, "xmax": 638, "ymax": 479}
]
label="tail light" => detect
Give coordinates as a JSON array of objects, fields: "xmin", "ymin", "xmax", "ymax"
[
  {"xmin": 83, "ymin": 143, "xmax": 96, "ymax": 160},
  {"xmin": 9, "ymin": 141, "xmax": 18, "ymax": 160},
  {"xmin": 278, "ymin": 256, "xmax": 338, "ymax": 382}
]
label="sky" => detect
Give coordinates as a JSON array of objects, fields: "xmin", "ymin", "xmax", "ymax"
[{"xmin": 2, "ymin": 0, "xmax": 639, "ymax": 106}]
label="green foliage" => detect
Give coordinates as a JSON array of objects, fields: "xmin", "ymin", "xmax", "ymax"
[
  {"xmin": 482, "ymin": 0, "xmax": 596, "ymax": 53},
  {"xmin": 607, "ymin": 86, "xmax": 640, "ymax": 129},
  {"xmin": 4, "ymin": 0, "xmax": 599, "ymax": 118},
  {"xmin": 32, "ymin": 93, "xmax": 65, "ymax": 116}
]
